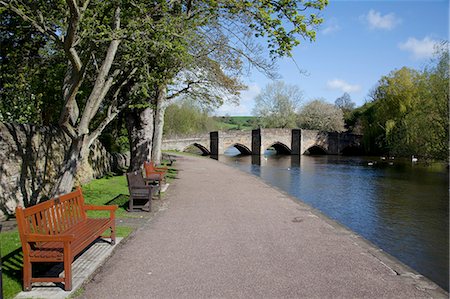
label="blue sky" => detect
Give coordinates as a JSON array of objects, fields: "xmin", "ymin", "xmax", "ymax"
[{"xmin": 214, "ymin": 0, "xmax": 449, "ymax": 116}]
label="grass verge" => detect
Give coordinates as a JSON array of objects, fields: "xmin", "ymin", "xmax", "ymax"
[{"xmin": 0, "ymin": 169, "xmax": 167, "ymax": 299}]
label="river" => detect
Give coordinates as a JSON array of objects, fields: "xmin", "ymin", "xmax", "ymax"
[{"xmin": 218, "ymin": 152, "xmax": 449, "ymax": 291}]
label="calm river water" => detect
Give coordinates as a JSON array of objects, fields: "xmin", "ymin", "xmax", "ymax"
[{"xmin": 219, "ymin": 153, "xmax": 449, "ymax": 291}]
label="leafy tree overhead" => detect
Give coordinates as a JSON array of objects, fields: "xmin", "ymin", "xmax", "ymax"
[
  {"xmin": 125, "ymin": 0, "xmax": 329, "ymax": 166},
  {"xmin": 253, "ymin": 81, "xmax": 303, "ymax": 128},
  {"xmin": 0, "ymin": 10, "xmax": 65, "ymax": 124},
  {"xmin": 297, "ymin": 98, "xmax": 345, "ymax": 132},
  {"xmin": 1, "ymin": 0, "xmax": 168, "ymax": 194},
  {"xmin": 2, "ymin": 0, "xmax": 328, "ymax": 197}
]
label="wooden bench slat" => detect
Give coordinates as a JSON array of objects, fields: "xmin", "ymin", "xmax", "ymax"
[{"xmin": 16, "ymin": 187, "xmax": 117, "ymax": 291}]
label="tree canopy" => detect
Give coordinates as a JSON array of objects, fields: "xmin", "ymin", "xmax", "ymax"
[
  {"xmin": 1, "ymin": 0, "xmax": 329, "ymax": 195},
  {"xmin": 253, "ymin": 81, "xmax": 303, "ymax": 128},
  {"xmin": 297, "ymin": 98, "xmax": 345, "ymax": 132},
  {"xmin": 347, "ymin": 43, "xmax": 448, "ymax": 160}
]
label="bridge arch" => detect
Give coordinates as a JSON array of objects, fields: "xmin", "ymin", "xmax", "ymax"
[
  {"xmin": 182, "ymin": 143, "xmax": 210, "ymax": 156},
  {"xmin": 304, "ymin": 145, "xmax": 327, "ymax": 155},
  {"xmin": 267, "ymin": 142, "xmax": 291, "ymax": 155},
  {"xmin": 229, "ymin": 143, "xmax": 252, "ymax": 155}
]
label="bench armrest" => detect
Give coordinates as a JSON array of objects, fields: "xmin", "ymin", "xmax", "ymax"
[
  {"xmin": 130, "ymin": 186, "xmax": 153, "ymax": 191},
  {"xmin": 84, "ymin": 205, "xmax": 117, "ymax": 218},
  {"xmin": 155, "ymin": 166, "xmax": 169, "ymax": 171},
  {"xmin": 26, "ymin": 233, "xmax": 75, "ymax": 242},
  {"xmin": 149, "ymin": 170, "xmax": 166, "ymax": 175},
  {"xmin": 144, "ymin": 174, "xmax": 164, "ymax": 182}
]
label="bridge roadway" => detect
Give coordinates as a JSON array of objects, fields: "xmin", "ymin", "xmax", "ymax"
[
  {"xmin": 162, "ymin": 128, "xmax": 363, "ymax": 156},
  {"xmin": 79, "ymin": 154, "xmax": 446, "ymax": 298}
]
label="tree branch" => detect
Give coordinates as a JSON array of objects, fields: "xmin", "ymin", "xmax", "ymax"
[
  {"xmin": 65, "ymin": 0, "xmax": 83, "ymax": 71},
  {"xmin": 167, "ymin": 80, "xmax": 206, "ymax": 100},
  {"xmin": 1, "ymin": 1, "xmax": 63, "ymax": 46},
  {"xmin": 78, "ymin": 6, "xmax": 121, "ymax": 134},
  {"xmin": 87, "ymin": 68, "xmax": 137, "ymax": 145}
]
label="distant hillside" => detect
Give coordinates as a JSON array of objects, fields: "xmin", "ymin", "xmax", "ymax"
[{"xmin": 212, "ymin": 116, "xmax": 256, "ymax": 131}]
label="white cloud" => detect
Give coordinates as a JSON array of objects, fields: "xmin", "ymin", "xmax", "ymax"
[
  {"xmin": 213, "ymin": 83, "xmax": 261, "ymax": 116},
  {"xmin": 362, "ymin": 10, "xmax": 401, "ymax": 30},
  {"xmin": 398, "ymin": 37, "xmax": 438, "ymax": 59},
  {"xmin": 322, "ymin": 19, "xmax": 341, "ymax": 35},
  {"xmin": 326, "ymin": 79, "xmax": 361, "ymax": 93}
]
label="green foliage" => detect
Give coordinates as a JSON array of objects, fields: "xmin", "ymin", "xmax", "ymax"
[
  {"xmin": 2, "ymin": 0, "xmax": 328, "ymax": 123},
  {"xmin": 163, "ymin": 101, "xmax": 218, "ymax": 135},
  {"xmin": 213, "ymin": 116, "xmax": 256, "ymax": 131},
  {"xmin": 98, "ymin": 116, "xmax": 130, "ymax": 153},
  {"xmin": 253, "ymin": 81, "xmax": 303, "ymax": 128},
  {"xmin": 0, "ymin": 11, "xmax": 65, "ymax": 124},
  {"xmin": 297, "ymin": 98, "xmax": 345, "ymax": 132},
  {"xmin": 335, "ymin": 92, "xmax": 356, "ymax": 122},
  {"xmin": 350, "ymin": 43, "xmax": 449, "ymax": 160},
  {"xmin": 223, "ymin": 0, "xmax": 328, "ymax": 57}
]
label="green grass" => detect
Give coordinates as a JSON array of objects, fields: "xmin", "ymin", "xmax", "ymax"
[
  {"xmin": 0, "ymin": 171, "xmax": 162, "ymax": 299},
  {"xmin": 82, "ymin": 175, "xmax": 131, "ymax": 218},
  {"xmin": 1, "ymin": 230, "xmax": 23, "ymax": 299},
  {"xmin": 214, "ymin": 116, "xmax": 256, "ymax": 131},
  {"xmin": 0, "ymin": 225, "xmax": 133, "ymax": 299}
]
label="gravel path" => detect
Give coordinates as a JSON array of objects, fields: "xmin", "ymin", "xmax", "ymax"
[{"xmin": 78, "ymin": 155, "xmax": 446, "ymax": 298}]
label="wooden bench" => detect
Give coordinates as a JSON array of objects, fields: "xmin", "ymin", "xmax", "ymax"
[
  {"xmin": 144, "ymin": 161, "xmax": 168, "ymax": 197},
  {"xmin": 15, "ymin": 187, "xmax": 117, "ymax": 291}
]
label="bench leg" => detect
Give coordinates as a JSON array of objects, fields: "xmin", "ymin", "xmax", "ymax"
[
  {"xmin": 64, "ymin": 245, "xmax": 72, "ymax": 291},
  {"xmin": 110, "ymin": 225, "xmax": 116, "ymax": 245},
  {"xmin": 23, "ymin": 257, "xmax": 32, "ymax": 291},
  {"xmin": 129, "ymin": 196, "xmax": 133, "ymax": 212}
]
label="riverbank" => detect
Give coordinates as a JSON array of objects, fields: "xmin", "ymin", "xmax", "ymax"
[{"xmin": 78, "ymin": 154, "xmax": 447, "ymax": 298}]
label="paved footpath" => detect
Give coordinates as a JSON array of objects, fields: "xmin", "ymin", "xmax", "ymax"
[{"xmin": 79, "ymin": 155, "xmax": 447, "ymax": 299}]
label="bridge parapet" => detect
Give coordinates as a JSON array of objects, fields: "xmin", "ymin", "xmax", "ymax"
[
  {"xmin": 163, "ymin": 129, "xmax": 363, "ymax": 156},
  {"xmin": 161, "ymin": 134, "xmax": 210, "ymax": 154}
]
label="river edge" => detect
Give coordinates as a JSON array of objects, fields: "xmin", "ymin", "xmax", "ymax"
[{"xmin": 212, "ymin": 155, "xmax": 449, "ymax": 297}]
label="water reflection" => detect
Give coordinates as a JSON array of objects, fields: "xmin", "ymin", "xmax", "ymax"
[{"xmin": 219, "ymin": 154, "xmax": 449, "ymax": 291}]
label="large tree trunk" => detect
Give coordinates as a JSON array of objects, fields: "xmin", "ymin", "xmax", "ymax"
[
  {"xmin": 51, "ymin": 135, "xmax": 90, "ymax": 196},
  {"xmin": 152, "ymin": 84, "xmax": 168, "ymax": 165},
  {"xmin": 50, "ymin": 5, "xmax": 122, "ymax": 195},
  {"xmin": 126, "ymin": 107, "xmax": 154, "ymax": 171}
]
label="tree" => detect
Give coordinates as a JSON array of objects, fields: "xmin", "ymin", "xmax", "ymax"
[
  {"xmin": 253, "ymin": 81, "xmax": 303, "ymax": 128},
  {"xmin": 1, "ymin": 1, "xmax": 161, "ymax": 195},
  {"xmin": 164, "ymin": 100, "xmax": 217, "ymax": 136},
  {"xmin": 371, "ymin": 45, "xmax": 448, "ymax": 159},
  {"xmin": 297, "ymin": 98, "xmax": 345, "ymax": 132},
  {"xmin": 127, "ymin": 0, "xmax": 329, "ymax": 165},
  {"xmin": 417, "ymin": 43, "xmax": 449, "ymax": 160},
  {"xmin": 335, "ymin": 92, "xmax": 355, "ymax": 115},
  {"xmin": 0, "ymin": 10, "xmax": 65, "ymax": 124},
  {"xmin": 2, "ymin": 0, "xmax": 328, "ymax": 196},
  {"xmin": 350, "ymin": 42, "xmax": 449, "ymax": 160}
]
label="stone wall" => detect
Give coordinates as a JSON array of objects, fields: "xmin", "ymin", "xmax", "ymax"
[{"xmin": 0, "ymin": 123, "xmax": 129, "ymax": 220}]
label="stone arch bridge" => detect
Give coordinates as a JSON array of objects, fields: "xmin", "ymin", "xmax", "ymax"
[{"xmin": 162, "ymin": 129, "xmax": 363, "ymax": 156}]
